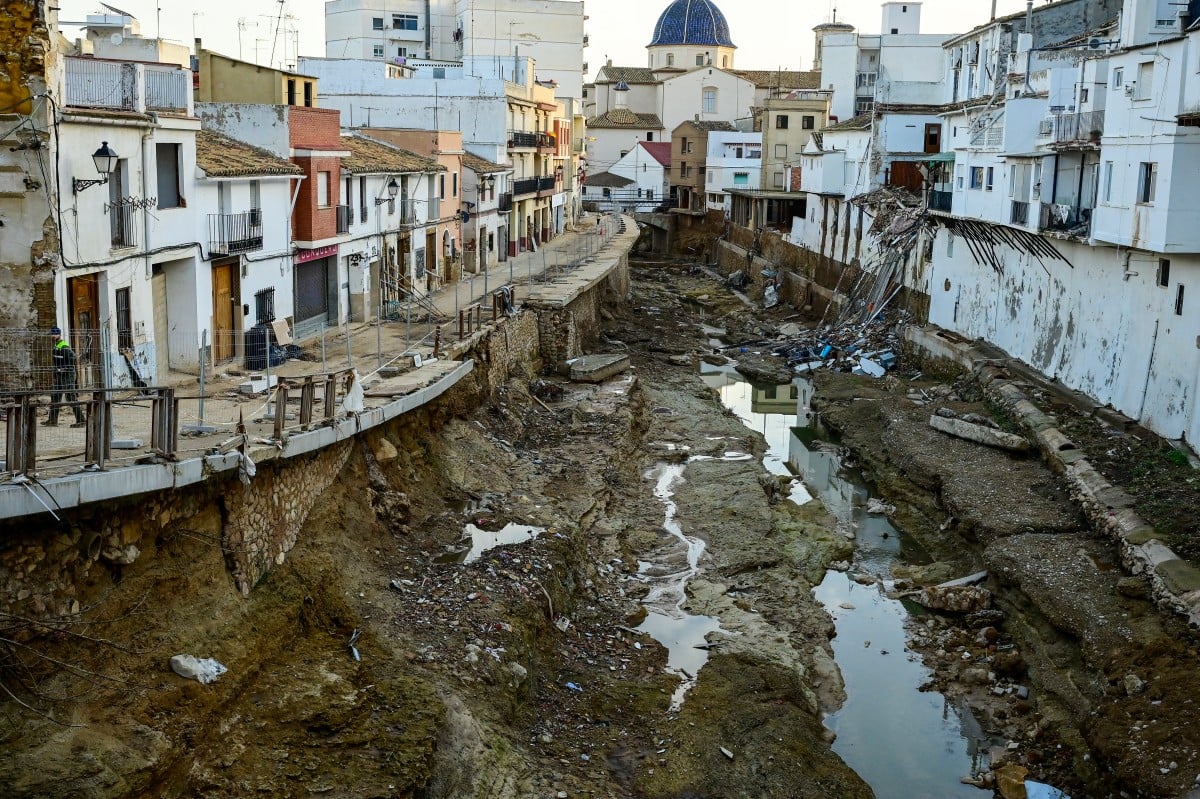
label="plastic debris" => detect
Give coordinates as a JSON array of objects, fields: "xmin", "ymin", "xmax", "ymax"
[
  {"xmin": 720, "ymin": 746, "xmax": 734, "ymax": 760},
  {"xmin": 348, "ymin": 628, "xmax": 362, "ymax": 661},
  {"xmin": 565, "ymin": 681, "xmax": 583, "ymax": 692},
  {"xmin": 1025, "ymin": 781, "xmax": 1070, "ymax": 799},
  {"xmin": 169, "ymin": 654, "xmax": 227, "ymax": 684}
]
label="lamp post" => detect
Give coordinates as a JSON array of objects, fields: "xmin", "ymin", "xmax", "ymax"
[
  {"xmin": 483, "ymin": 173, "xmax": 497, "ymax": 297},
  {"xmin": 73, "ymin": 142, "xmax": 118, "ymax": 194}
]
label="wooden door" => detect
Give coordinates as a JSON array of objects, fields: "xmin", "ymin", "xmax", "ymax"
[
  {"xmin": 425, "ymin": 230, "xmax": 437, "ymax": 282},
  {"xmin": 152, "ymin": 267, "xmax": 169, "ymax": 381},
  {"xmin": 67, "ymin": 274, "xmax": 100, "ymax": 387},
  {"xmin": 212, "ymin": 261, "xmax": 238, "ymax": 362}
]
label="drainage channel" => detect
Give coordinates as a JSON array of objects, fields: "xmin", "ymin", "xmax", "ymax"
[{"xmin": 701, "ymin": 363, "xmax": 990, "ymax": 799}]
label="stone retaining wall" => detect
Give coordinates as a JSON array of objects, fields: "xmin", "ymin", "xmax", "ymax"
[{"xmin": 907, "ymin": 325, "xmax": 1200, "ymax": 628}]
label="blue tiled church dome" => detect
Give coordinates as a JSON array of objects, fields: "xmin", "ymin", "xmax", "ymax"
[{"xmin": 649, "ymin": 0, "xmax": 735, "ymax": 48}]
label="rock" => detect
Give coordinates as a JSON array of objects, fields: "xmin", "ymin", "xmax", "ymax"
[
  {"xmin": 963, "ymin": 667, "xmax": 991, "ymax": 685},
  {"xmin": 371, "ymin": 436, "xmax": 399, "ymax": 464},
  {"xmin": 916, "ymin": 585, "xmax": 992, "ymax": 613},
  {"xmin": 866, "ymin": 497, "xmax": 895, "ymax": 515},
  {"xmin": 101, "ymin": 544, "xmax": 140, "ymax": 565},
  {"xmin": 505, "ymin": 662, "xmax": 528, "ymax": 687},
  {"xmin": 778, "ymin": 323, "xmax": 802, "ymax": 337},
  {"xmin": 734, "ymin": 356, "xmax": 792, "ymax": 385},
  {"xmin": 995, "ymin": 763, "xmax": 1029, "ymax": 799},
  {"xmin": 993, "ymin": 651, "xmax": 1027, "ymax": 679},
  {"xmin": 935, "ymin": 407, "xmax": 959, "ymax": 419},
  {"xmin": 1116, "ymin": 576, "xmax": 1149, "ymax": 599},
  {"xmin": 668, "ymin": 354, "xmax": 693, "ymax": 367},
  {"xmin": 928, "ymin": 414, "xmax": 1032, "ymax": 453},
  {"xmin": 960, "ymin": 412, "xmax": 999, "ymax": 429},
  {"xmin": 1124, "ymin": 673, "xmax": 1146, "ymax": 695}
]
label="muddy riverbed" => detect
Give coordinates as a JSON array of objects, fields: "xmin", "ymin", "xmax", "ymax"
[{"xmin": 4, "ymin": 258, "xmax": 1200, "ymax": 799}]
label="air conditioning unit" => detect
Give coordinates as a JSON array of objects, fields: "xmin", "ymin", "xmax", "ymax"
[{"xmin": 1038, "ymin": 118, "xmax": 1053, "ymax": 135}]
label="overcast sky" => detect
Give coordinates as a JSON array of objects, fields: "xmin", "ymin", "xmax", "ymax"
[{"xmin": 58, "ymin": 0, "xmax": 1032, "ymax": 76}]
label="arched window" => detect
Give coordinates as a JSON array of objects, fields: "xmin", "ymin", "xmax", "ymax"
[
  {"xmin": 666, "ymin": 53, "xmax": 674, "ymax": 67},
  {"xmin": 702, "ymin": 86, "xmax": 717, "ymax": 113},
  {"xmin": 722, "ymin": 55, "xmax": 729, "ymax": 68}
]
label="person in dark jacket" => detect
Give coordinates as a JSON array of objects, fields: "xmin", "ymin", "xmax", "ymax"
[{"xmin": 45, "ymin": 327, "xmax": 84, "ymax": 427}]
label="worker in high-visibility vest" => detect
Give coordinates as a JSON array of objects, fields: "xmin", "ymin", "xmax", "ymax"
[{"xmin": 45, "ymin": 327, "xmax": 85, "ymax": 427}]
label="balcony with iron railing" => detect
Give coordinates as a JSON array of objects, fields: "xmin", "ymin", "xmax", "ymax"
[
  {"xmin": 508, "ymin": 130, "xmax": 539, "ymax": 149},
  {"xmin": 209, "ymin": 210, "xmax": 264, "ymax": 255},
  {"xmin": 65, "ymin": 56, "xmax": 192, "ymax": 114},
  {"xmin": 336, "ymin": 204, "xmax": 351, "ymax": 235},
  {"xmin": 498, "ymin": 192, "xmax": 514, "ymax": 212},
  {"xmin": 513, "ymin": 177, "xmax": 540, "ymax": 196},
  {"xmin": 1053, "ymin": 109, "xmax": 1105, "ymax": 147},
  {"xmin": 927, "ymin": 190, "xmax": 953, "ymax": 213},
  {"xmin": 1010, "ymin": 199, "xmax": 1030, "ymax": 226},
  {"xmin": 855, "ymin": 71, "xmax": 877, "ymax": 96},
  {"xmin": 1039, "ymin": 202, "xmax": 1092, "ymax": 236},
  {"xmin": 536, "ymin": 133, "xmax": 557, "ymax": 152},
  {"xmin": 536, "ymin": 175, "xmax": 558, "ymax": 196}
]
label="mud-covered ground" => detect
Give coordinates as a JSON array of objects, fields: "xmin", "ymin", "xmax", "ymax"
[
  {"xmin": 6, "ymin": 259, "xmax": 1200, "ymax": 799},
  {"xmin": 813, "ymin": 370, "xmax": 1200, "ymax": 798},
  {"xmin": 0, "ymin": 261, "xmax": 867, "ymax": 799}
]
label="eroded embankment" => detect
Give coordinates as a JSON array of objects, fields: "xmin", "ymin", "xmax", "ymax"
[
  {"xmin": 1, "ymin": 265, "xmax": 873, "ymax": 798},
  {"xmin": 813, "ymin": 369, "xmax": 1200, "ymax": 798}
]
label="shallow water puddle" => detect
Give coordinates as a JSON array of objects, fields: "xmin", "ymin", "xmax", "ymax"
[
  {"xmin": 441, "ymin": 522, "xmax": 546, "ymax": 564},
  {"xmin": 703, "ymin": 363, "xmax": 989, "ymax": 797},
  {"xmin": 636, "ymin": 462, "xmax": 723, "ymax": 710}
]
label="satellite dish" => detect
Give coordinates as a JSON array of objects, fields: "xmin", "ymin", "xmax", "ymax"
[{"xmin": 110, "ymin": 33, "xmax": 124, "ymax": 45}]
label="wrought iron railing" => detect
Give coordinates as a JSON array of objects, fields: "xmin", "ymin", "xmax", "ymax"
[
  {"xmin": 209, "ymin": 210, "xmax": 264, "ymax": 255},
  {"xmin": 498, "ymin": 192, "xmax": 513, "ymax": 212},
  {"xmin": 1039, "ymin": 202, "xmax": 1092, "ymax": 234},
  {"xmin": 144, "ymin": 65, "xmax": 190, "ymax": 111},
  {"xmin": 928, "ymin": 189, "xmax": 953, "ymax": 213},
  {"xmin": 66, "ymin": 58, "xmax": 137, "ymax": 110},
  {"xmin": 513, "ymin": 177, "xmax": 540, "ymax": 195},
  {"xmin": 1053, "ymin": 110, "xmax": 1104, "ymax": 144},
  {"xmin": 1010, "ymin": 199, "xmax": 1029, "ymax": 226},
  {"xmin": 508, "ymin": 131, "xmax": 539, "ymax": 148},
  {"xmin": 109, "ymin": 203, "xmax": 137, "ymax": 248}
]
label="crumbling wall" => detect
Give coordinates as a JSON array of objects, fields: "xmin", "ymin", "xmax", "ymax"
[{"xmin": 0, "ymin": 2, "xmax": 60, "ymax": 378}]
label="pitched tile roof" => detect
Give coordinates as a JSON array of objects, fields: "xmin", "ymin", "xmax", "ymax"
[
  {"xmin": 585, "ymin": 109, "xmax": 665, "ymax": 129},
  {"xmin": 461, "ymin": 151, "xmax": 509, "ymax": 174},
  {"xmin": 730, "ymin": 69, "xmax": 821, "ymax": 90},
  {"xmin": 596, "ymin": 65, "xmax": 658, "ymax": 84},
  {"xmin": 823, "ymin": 113, "xmax": 873, "ymax": 132},
  {"xmin": 691, "ymin": 120, "xmax": 736, "ymax": 132},
  {"xmin": 340, "ymin": 135, "xmax": 444, "ymax": 174},
  {"xmin": 585, "ymin": 171, "xmax": 635, "ymax": 188},
  {"xmin": 638, "ymin": 141, "xmax": 672, "ymax": 167},
  {"xmin": 196, "ymin": 129, "xmax": 302, "ymax": 178}
]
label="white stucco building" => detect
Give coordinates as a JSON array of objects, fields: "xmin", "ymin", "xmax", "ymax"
[
  {"xmin": 324, "ymin": 0, "xmax": 586, "ymax": 100},
  {"xmin": 704, "ymin": 131, "xmax": 759, "ymax": 210}
]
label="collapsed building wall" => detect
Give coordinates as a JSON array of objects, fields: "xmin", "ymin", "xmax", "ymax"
[{"xmin": 0, "ymin": 2, "xmax": 60, "ymax": 387}]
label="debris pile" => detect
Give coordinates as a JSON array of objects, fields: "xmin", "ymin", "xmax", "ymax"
[{"xmin": 759, "ymin": 313, "xmax": 904, "ymax": 378}]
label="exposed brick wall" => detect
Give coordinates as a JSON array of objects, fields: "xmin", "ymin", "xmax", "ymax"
[
  {"xmin": 293, "ymin": 155, "xmax": 342, "ymax": 241},
  {"xmin": 287, "ymin": 106, "xmax": 342, "ymax": 150}
]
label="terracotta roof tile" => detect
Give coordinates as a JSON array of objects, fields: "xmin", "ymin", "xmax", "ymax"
[
  {"xmin": 340, "ymin": 135, "xmax": 444, "ymax": 174},
  {"xmin": 730, "ymin": 69, "xmax": 821, "ymax": 90},
  {"xmin": 596, "ymin": 65, "xmax": 658, "ymax": 84},
  {"xmin": 196, "ymin": 129, "xmax": 302, "ymax": 177},
  {"xmin": 461, "ymin": 151, "xmax": 509, "ymax": 174},
  {"xmin": 823, "ymin": 113, "xmax": 873, "ymax": 132},
  {"xmin": 585, "ymin": 109, "xmax": 665, "ymax": 129}
]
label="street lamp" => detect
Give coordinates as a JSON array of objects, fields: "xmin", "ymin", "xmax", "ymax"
[
  {"xmin": 73, "ymin": 141, "xmax": 118, "ymax": 193},
  {"xmin": 375, "ymin": 177, "xmax": 400, "ymax": 205}
]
